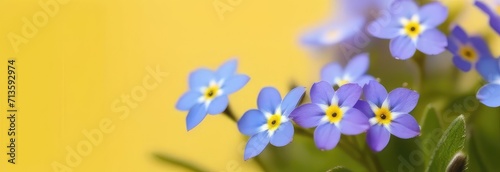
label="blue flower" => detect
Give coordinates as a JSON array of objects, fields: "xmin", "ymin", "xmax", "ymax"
[
  {"xmin": 448, "ymin": 26, "xmax": 494, "ymax": 72},
  {"xmin": 176, "ymin": 59, "xmax": 250, "ymax": 131},
  {"xmin": 238, "ymin": 87, "xmax": 305, "ymax": 160},
  {"xmin": 476, "ymin": 56, "xmax": 500, "ymax": 107},
  {"xmin": 290, "ymin": 82, "xmax": 369, "ymax": 151},
  {"xmin": 321, "ymin": 53, "xmax": 375, "ymax": 87},
  {"xmin": 475, "ymin": 0, "xmax": 500, "ymax": 35},
  {"xmin": 354, "ymin": 80, "xmax": 420, "ymax": 152},
  {"xmin": 368, "ymin": 1, "xmax": 448, "ymax": 60},
  {"xmin": 301, "ymin": 0, "xmax": 396, "ymax": 48}
]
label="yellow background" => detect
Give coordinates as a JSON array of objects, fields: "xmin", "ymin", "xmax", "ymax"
[
  {"xmin": 0, "ymin": 0, "xmax": 497, "ymax": 171},
  {"xmin": 0, "ymin": 0, "xmax": 329, "ymax": 171}
]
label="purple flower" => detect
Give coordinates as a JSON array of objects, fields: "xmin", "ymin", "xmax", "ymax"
[
  {"xmin": 238, "ymin": 87, "xmax": 305, "ymax": 160},
  {"xmin": 176, "ymin": 59, "xmax": 250, "ymax": 131},
  {"xmin": 448, "ymin": 26, "xmax": 494, "ymax": 72},
  {"xmin": 321, "ymin": 53, "xmax": 375, "ymax": 87},
  {"xmin": 354, "ymin": 80, "xmax": 420, "ymax": 152},
  {"xmin": 290, "ymin": 81, "xmax": 369, "ymax": 151},
  {"xmin": 476, "ymin": 55, "xmax": 500, "ymax": 107},
  {"xmin": 475, "ymin": 0, "xmax": 500, "ymax": 35},
  {"xmin": 368, "ymin": 1, "xmax": 448, "ymax": 60}
]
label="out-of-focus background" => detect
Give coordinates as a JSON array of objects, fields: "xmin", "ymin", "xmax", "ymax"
[{"xmin": 0, "ymin": 0, "xmax": 499, "ymax": 171}]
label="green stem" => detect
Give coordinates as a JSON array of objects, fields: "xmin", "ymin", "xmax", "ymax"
[
  {"xmin": 153, "ymin": 152, "xmax": 206, "ymax": 172},
  {"xmin": 223, "ymin": 105, "xmax": 238, "ymax": 123},
  {"xmin": 253, "ymin": 156, "xmax": 269, "ymax": 172}
]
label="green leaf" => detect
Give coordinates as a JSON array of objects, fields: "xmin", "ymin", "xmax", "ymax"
[
  {"xmin": 326, "ymin": 166, "xmax": 352, "ymax": 172},
  {"xmin": 152, "ymin": 152, "xmax": 206, "ymax": 172},
  {"xmin": 420, "ymin": 105, "xmax": 443, "ymax": 164},
  {"xmin": 425, "ymin": 115, "xmax": 466, "ymax": 172}
]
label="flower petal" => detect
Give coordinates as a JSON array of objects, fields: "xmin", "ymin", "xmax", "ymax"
[
  {"xmin": 336, "ymin": 83, "xmax": 362, "ymax": 107},
  {"xmin": 416, "ymin": 29, "xmax": 447, "ymax": 55},
  {"xmin": 475, "ymin": 1, "xmax": 500, "ymax": 34},
  {"xmin": 311, "ymin": 81, "xmax": 335, "ymax": 105},
  {"xmin": 207, "ymin": 96, "xmax": 229, "ymax": 114},
  {"xmin": 270, "ymin": 122, "xmax": 294, "ymax": 147},
  {"xmin": 367, "ymin": 15, "xmax": 401, "ymax": 39},
  {"xmin": 367, "ymin": 125, "xmax": 391, "ymax": 152},
  {"xmin": 216, "ymin": 59, "xmax": 238, "ymax": 80},
  {"xmin": 176, "ymin": 91, "xmax": 202, "ymax": 111},
  {"xmin": 387, "ymin": 88, "xmax": 419, "ymax": 113},
  {"xmin": 354, "ymin": 100, "xmax": 375, "ymax": 118},
  {"xmin": 244, "ymin": 132, "xmax": 270, "ymax": 160},
  {"xmin": 281, "ymin": 87, "xmax": 306, "ymax": 116},
  {"xmin": 301, "ymin": 16, "xmax": 365, "ymax": 47},
  {"xmin": 450, "ymin": 25, "xmax": 468, "ymax": 44},
  {"xmin": 393, "ymin": 0, "xmax": 419, "ymax": 18},
  {"xmin": 390, "ymin": 36, "xmax": 416, "ymax": 60},
  {"xmin": 189, "ymin": 68, "xmax": 214, "ymax": 90},
  {"xmin": 390, "ymin": 114, "xmax": 420, "ymax": 139},
  {"xmin": 222, "ymin": 74, "xmax": 250, "ymax": 95},
  {"xmin": 447, "ymin": 37, "xmax": 459, "ymax": 54},
  {"xmin": 339, "ymin": 108, "xmax": 370, "ymax": 135},
  {"xmin": 476, "ymin": 57, "xmax": 500, "ymax": 83},
  {"xmin": 452, "ymin": 56, "xmax": 472, "ymax": 72},
  {"xmin": 353, "ymin": 75, "xmax": 375, "ymax": 87},
  {"xmin": 238, "ymin": 110, "xmax": 267, "ymax": 136},
  {"xmin": 475, "ymin": 1, "xmax": 497, "ymax": 18},
  {"xmin": 477, "ymin": 83, "xmax": 500, "ymax": 107},
  {"xmin": 257, "ymin": 87, "xmax": 282, "ymax": 114},
  {"xmin": 186, "ymin": 104, "xmax": 208, "ymax": 131},
  {"xmin": 321, "ymin": 62, "xmax": 343, "ymax": 86},
  {"xmin": 290, "ymin": 103, "xmax": 325, "ymax": 128},
  {"xmin": 470, "ymin": 36, "xmax": 494, "ymax": 60},
  {"xmin": 314, "ymin": 123, "xmax": 341, "ymax": 151},
  {"xmin": 344, "ymin": 53, "xmax": 370, "ymax": 80},
  {"xmin": 363, "ymin": 80, "xmax": 388, "ymax": 107},
  {"xmin": 488, "ymin": 16, "xmax": 500, "ymax": 35},
  {"xmin": 419, "ymin": 2, "xmax": 448, "ymax": 28}
]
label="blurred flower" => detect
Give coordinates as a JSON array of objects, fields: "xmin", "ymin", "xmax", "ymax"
[
  {"xmin": 354, "ymin": 80, "xmax": 420, "ymax": 152},
  {"xmin": 368, "ymin": 1, "xmax": 448, "ymax": 60},
  {"xmin": 238, "ymin": 87, "xmax": 305, "ymax": 160},
  {"xmin": 448, "ymin": 26, "xmax": 493, "ymax": 72},
  {"xmin": 321, "ymin": 53, "xmax": 375, "ymax": 87},
  {"xmin": 476, "ymin": 56, "xmax": 500, "ymax": 107},
  {"xmin": 475, "ymin": 0, "xmax": 500, "ymax": 34},
  {"xmin": 290, "ymin": 82, "xmax": 369, "ymax": 151},
  {"xmin": 176, "ymin": 59, "xmax": 250, "ymax": 131},
  {"xmin": 300, "ymin": 0, "xmax": 395, "ymax": 48}
]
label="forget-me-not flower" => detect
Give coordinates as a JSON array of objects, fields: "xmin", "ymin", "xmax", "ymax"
[
  {"xmin": 321, "ymin": 53, "xmax": 375, "ymax": 87},
  {"xmin": 476, "ymin": 55, "xmax": 500, "ymax": 107},
  {"xmin": 448, "ymin": 26, "xmax": 494, "ymax": 72},
  {"xmin": 176, "ymin": 59, "xmax": 250, "ymax": 131},
  {"xmin": 238, "ymin": 87, "xmax": 305, "ymax": 160},
  {"xmin": 290, "ymin": 82, "xmax": 369, "ymax": 151},
  {"xmin": 354, "ymin": 80, "xmax": 420, "ymax": 152},
  {"xmin": 368, "ymin": 1, "xmax": 448, "ymax": 60}
]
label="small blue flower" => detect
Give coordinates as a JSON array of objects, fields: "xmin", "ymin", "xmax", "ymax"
[
  {"xmin": 475, "ymin": 0, "xmax": 500, "ymax": 35},
  {"xmin": 448, "ymin": 26, "xmax": 494, "ymax": 72},
  {"xmin": 354, "ymin": 80, "xmax": 420, "ymax": 152},
  {"xmin": 476, "ymin": 56, "xmax": 500, "ymax": 107},
  {"xmin": 301, "ymin": 0, "xmax": 395, "ymax": 48},
  {"xmin": 176, "ymin": 59, "xmax": 250, "ymax": 131},
  {"xmin": 290, "ymin": 82, "xmax": 369, "ymax": 151},
  {"xmin": 368, "ymin": 1, "xmax": 448, "ymax": 60},
  {"xmin": 238, "ymin": 87, "xmax": 305, "ymax": 160},
  {"xmin": 321, "ymin": 53, "xmax": 375, "ymax": 87}
]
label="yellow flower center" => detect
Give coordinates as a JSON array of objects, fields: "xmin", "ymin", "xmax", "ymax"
[
  {"xmin": 459, "ymin": 45, "xmax": 478, "ymax": 62},
  {"xmin": 404, "ymin": 21, "xmax": 422, "ymax": 39},
  {"xmin": 375, "ymin": 107, "xmax": 392, "ymax": 125},
  {"xmin": 337, "ymin": 79, "xmax": 350, "ymax": 87},
  {"xmin": 325, "ymin": 105, "xmax": 343, "ymax": 124},
  {"xmin": 204, "ymin": 86, "xmax": 219, "ymax": 100},
  {"xmin": 267, "ymin": 114, "xmax": 282, "ymax": 131}
]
